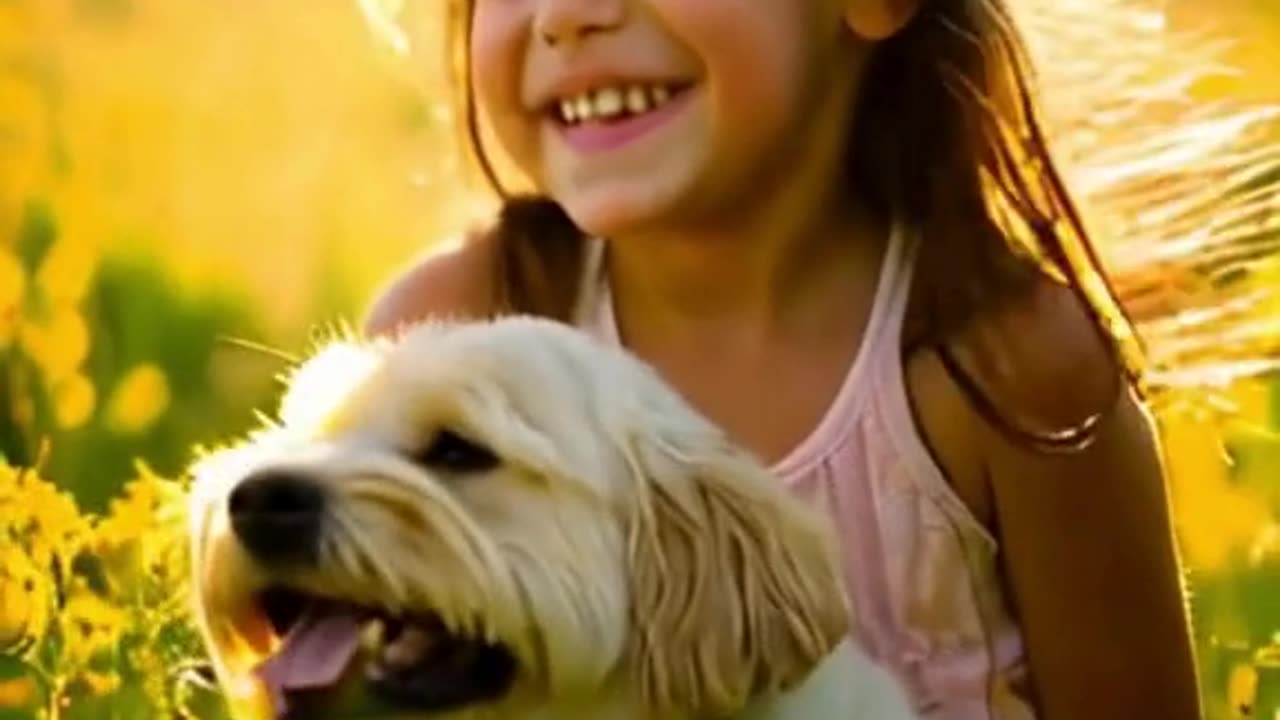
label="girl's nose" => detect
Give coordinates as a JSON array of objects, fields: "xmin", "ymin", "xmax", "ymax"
[{"xmin": 533, "ymin": 0, "xmax": 625, "ymax": 47}]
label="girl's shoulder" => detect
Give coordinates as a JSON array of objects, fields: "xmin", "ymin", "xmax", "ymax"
[
  {"xmin": 362, "ymin": 227, "xmax": 502, "ymax": 337},
  {"xmin": 930, "ymin": 276, "xmax": 1124, "ymax": 435},
  {"xmin": 365, "ymin": 198, "xmax": 589, "ymax": 333},
  {"xmin": 903, "ymin": 276, "xmax": 1130, "ymax": 527}
]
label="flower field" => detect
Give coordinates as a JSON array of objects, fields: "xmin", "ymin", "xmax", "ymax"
[{"xmin": 1, "ymin": 0, "xmax": 1278, "ymax": 718}]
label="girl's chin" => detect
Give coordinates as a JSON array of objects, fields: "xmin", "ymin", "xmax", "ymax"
[
  {"xmin": 551, "ymin": 182, "xmax": 690, "ymax": 240},
  {"xmin": 559, "ymin": 200, "xmax": 662, "ymax": 241},
  {"xmin": 539, "ymin": 136, "xmax": 705, "ymax": 238}
]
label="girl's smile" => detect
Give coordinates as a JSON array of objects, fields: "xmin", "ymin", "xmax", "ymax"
[
  {"xmin": 544, "ymin": 80, "xmax": 695, "ymax": 153},
  {"xmin": 472, "ymin": 0, "xmax": 863, "ymax": 238}
]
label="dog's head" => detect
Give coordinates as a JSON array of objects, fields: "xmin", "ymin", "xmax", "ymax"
[{"xmin": 190, "ymin": 317, "xmax": 848, "ymax": 719}]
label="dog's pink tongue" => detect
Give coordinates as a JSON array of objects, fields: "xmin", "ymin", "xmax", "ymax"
[{"xmin": 253, "ymin": 609, "xmax": 362, "ymax": 718}]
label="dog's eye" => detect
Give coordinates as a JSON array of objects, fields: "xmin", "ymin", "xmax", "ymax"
[{"xmin": 415, "ymin": 429, "xmax": 499, "ymax": 473}]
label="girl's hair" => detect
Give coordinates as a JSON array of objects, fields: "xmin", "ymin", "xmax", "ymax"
[{"xmin": 445, "ymin": 0, "xmax": 1146, "ymax": 451}]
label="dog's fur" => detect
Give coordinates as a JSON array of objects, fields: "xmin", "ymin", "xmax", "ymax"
[{"xmin": 189, "ymin": 316, "xmax": 918, "ymax": 719}]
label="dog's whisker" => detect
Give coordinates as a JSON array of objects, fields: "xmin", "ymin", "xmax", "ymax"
[
  {"xmin": 341, "ymin": 484, "xmax": 514, "ymax": 615},
  {"xmin": 336, "ymin": 535, "xmax": 397, "ymax": 607},
  {"xmin": 329, "ymin": 509, "xmax": 409, "ymax": 608},
  {"xmin": 217, "ymin": 335, "xmax": 300, "ymax": 364}
]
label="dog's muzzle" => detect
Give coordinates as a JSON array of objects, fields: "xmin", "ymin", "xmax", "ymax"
[{"xmin": 219, "ymin": 468, "xmax": 519, "ymax": 719}]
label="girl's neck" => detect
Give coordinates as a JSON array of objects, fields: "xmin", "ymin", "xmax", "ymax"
[{"xmin": 605, "ymin": 197, "xmax": 888, "ymax": 348}]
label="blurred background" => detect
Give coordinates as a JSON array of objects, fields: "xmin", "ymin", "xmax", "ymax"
[{"xmin": 1, "ymin": 0, "xmax": 1278, "ymax": 718}]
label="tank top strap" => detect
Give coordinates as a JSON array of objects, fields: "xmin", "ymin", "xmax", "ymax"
[
  {"xmin": 870, "ymin": 227, "xmax": 1000, "ymax": 547},
  {"xmin": 572, "ymin": 236, "xmax": 613, "ymax": 338},
  {"xmin": 770, "ymin": 219, "xmax": 917, "ymax": 476},
  {"xmin": 875, "ymin": 220, "xmax": 920, "ymax": 359}
]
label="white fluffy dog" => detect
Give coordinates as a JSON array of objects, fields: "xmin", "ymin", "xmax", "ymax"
[{"xmin": 189, "ymin": 316, "xmax": 918, "ymax": 720}]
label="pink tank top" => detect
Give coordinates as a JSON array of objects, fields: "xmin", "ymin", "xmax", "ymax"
[{"xmin": 573, "ymin": 224, "xmax": 1038, "ymax": 719}]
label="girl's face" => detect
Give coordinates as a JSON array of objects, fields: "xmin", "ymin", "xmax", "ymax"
[{"xmin": 469, "ymin": 0, "xmax": 875, "ymax": 237}]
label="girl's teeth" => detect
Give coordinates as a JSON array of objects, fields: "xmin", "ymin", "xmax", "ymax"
[
  {"xmin": 594, "ymin": 87, "xmax": 624, "ymax": 117},
  {"xmin": 626, "ymin": 86, "xmax": 649, "ymax": 114},
  {"xmin": 574, "ymin": 96, "xmax": 593, "ymax": 122},
  {"xmin": 558, "ymin": 84, "xmax": 678, "ymax": 125},
  {"xmin": 560, "ymin": 99, "xmax": 578, "ymax": 124}
]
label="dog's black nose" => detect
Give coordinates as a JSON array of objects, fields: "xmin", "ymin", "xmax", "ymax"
[{"xmin": 229, "ymin": 470, "xmax": 325, "ymax": 567}]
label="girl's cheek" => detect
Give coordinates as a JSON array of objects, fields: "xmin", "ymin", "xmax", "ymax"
[
  {"xmin": 469, "ymin": 3, "xmax": 540, "ymax": 171},
  {"xmin": 469, "ymin": 4, "xmax": 520, "ymax": 107}
]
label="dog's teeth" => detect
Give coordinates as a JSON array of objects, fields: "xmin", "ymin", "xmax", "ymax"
[
  {"xmin": 380, "ymin": 625, "xmax": 434, "ymax": 668},
  {"xmin": 360, "ymin": 617, "xmax": 386, "ymax": 651}
]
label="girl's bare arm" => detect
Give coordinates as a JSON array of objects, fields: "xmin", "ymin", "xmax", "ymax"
[
  {"xmin": 927, "ymin": 282, "xmax": 1201, "ymax": 719},
  {"xmin": 988, "ymin": 386, "xmax": 1199, "ymax": 718}
]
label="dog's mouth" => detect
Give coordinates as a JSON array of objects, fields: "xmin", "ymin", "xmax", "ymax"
[{"xmin": 250, "ymin": 586, "xmax": 518, "ymax": 718}]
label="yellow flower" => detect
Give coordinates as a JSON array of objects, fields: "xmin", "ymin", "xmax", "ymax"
[
  {"xmin": 53, "ymin": 371, "xmax": 97, "ymax": 430},
  {"xmin": 36, "ymin": 238, "xmax": 98, "ymax": 307},
  {"xmin": 92, "ymin": 464, "xmax": 190, "ymax": 597},
  {"xmin": 19, "ymin": 306, "xmax": 91, "ymax": 384},
  {"xmin": 0, "ymin": 544, "xmax": 50, "ymax": 652},
  {"xmin": 59, "ymin": 591, "xmax": 126, "ymax": 667},
  {"xmin": 0, "ymin": 458, "xmax": 17, "ymax": 511},
  {"xmin": 7, "ymin": 461, "xmax": 91, "ymax": 568},
  {"xmin": 81, "ymin": 669, "xmax": 121, "ymax": 696},
  {"xmin": 95, "ymin": 463, "xmax": 187, "ymax": 546},
  {"xmin": 105, "ymin": 364, "xmax": 170, "ymax": 435},
  {"xmin": 1226, "ymin": 660, "xmax": 1258, "ymax": 716}
]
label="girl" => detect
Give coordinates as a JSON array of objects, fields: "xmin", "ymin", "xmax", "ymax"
[{"xmin": 365, "ymin": 0, "xmax": 1203, "ymax": 717}]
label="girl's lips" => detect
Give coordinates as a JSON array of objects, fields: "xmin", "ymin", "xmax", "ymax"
[{"xmin": 551, "ymin": 85, "xmax": 695, "ymax": 154}]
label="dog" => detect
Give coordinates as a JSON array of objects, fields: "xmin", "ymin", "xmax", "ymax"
[{"xmin": 189, "ymin": 316, "xmax": 919, "ymax": 720}]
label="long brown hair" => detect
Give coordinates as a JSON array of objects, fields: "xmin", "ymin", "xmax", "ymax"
[{"xmin": 445, "ymin": 0, "xmax": 1146, "ymax": 451}]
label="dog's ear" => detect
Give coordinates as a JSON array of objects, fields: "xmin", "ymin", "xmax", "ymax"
[{"xmin": 618, "ymin": 418, "xmax": 850, "ymax": 716}]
